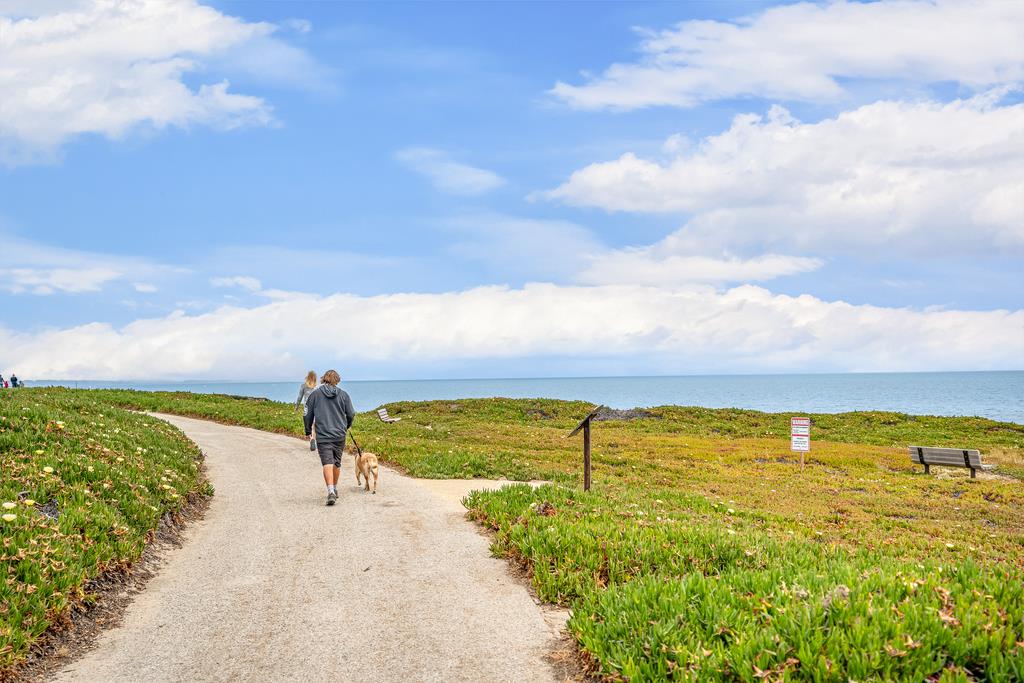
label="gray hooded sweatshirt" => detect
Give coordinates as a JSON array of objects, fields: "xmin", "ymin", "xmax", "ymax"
[{"xmin": 303, "ymin": 383, "xmax": 356, "ymax": 443}]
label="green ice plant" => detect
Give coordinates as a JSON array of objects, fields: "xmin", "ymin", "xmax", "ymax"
[
  {"xmin": 0, "ymin": 390, "xmax": 211, "ymax": 674},
  {"xmin": 466, "ymin": 484, "xmax": 1023, "ymax": 681}
]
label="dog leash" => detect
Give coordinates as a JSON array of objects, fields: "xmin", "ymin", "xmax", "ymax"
[{"xmin": 349, "ymin": 431, "xmax": 363, "ymax": 456}]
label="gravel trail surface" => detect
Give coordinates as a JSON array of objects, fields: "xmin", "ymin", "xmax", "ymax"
[{"xmin": 55, "ymin": 414, "xmax": 564, "ymax": 683}]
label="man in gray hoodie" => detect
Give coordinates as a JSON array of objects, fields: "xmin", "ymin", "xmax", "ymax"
[{"xmin": 303, "ymin": 369, "xmax": 356, "ymax": 506}]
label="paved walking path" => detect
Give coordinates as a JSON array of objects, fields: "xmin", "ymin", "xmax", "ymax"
[{"xmin": 55, "ymin": 414, "xmax": 564, "ymax": 683}]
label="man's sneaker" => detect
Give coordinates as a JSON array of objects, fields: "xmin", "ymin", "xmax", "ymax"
[
  {"xmin": 309, "ymin": 438, "xmax": 317, "ymax": 452},
  {"xmin": 326, "ymin": 491, "xmax": 337, "ymax": 506}
]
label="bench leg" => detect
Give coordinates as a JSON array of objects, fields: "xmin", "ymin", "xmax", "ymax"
[
  {"xmin": 924, "ymin": 464, "xmax": 930, "ymax": 475},
  {"xmin": 970, "ymin": 468, "xmax": 976, "ymax": 479}
]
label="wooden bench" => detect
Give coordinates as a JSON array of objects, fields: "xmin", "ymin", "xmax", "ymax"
[
  {"xmin": 377, "ymin": 408, "xmax": 400, "ymax": 423},
  {"xmin": 909, "ymin": 446, "xmax": 983, "ymax": 478}
]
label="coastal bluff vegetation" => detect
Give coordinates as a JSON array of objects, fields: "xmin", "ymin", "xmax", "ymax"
[{"xmin": 2, "ymin": 388, "xmax": 1022, "ymax": 681}]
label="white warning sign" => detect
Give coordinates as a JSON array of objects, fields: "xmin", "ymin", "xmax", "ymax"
[{"xmin": 791, "ymin": 417, "xmax": 811, "ymax": 452}]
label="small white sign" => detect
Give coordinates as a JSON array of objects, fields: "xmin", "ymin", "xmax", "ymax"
[{"xmin": 791, "ymin": 417, "xmax": 811, "ymax": 452}]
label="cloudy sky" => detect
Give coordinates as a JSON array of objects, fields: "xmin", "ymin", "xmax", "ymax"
[{"xmin": 0, "ymin": 0, "xmax": 1021, "ymax": 380}]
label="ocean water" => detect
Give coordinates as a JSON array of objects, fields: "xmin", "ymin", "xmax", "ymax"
[{"xmin": 32, "ymin": 371, "xmax": 1024, "ymax": 424}]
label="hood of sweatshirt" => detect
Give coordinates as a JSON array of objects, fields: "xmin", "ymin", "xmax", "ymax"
[{"xmin": 320, "ymin": 384, "xmax": 339, "ymax": 398}]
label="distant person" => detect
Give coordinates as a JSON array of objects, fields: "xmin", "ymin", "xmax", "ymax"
[
  {"xmin": 0, "ymin": 374, "xmax": 4, "ymax": 388},
  {"xmin": 295, "ymin": 371, "xmax": 318, "ymax": 412},
  {"xmin": 303, "ymin": 370, "xmax": 356, "ymax": 506},
  {"xmin": 295, "ymin": 370, "xmax": 319, "ymax": 451},
  {"xmin": 10, "ymin": 374, "xmax": 19, "ymax": 388}
]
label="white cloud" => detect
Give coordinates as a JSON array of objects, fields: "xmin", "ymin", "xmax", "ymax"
[
  {"xmin": 0, "ymin": 1, "xmax": 83, "ymax": 17},
  {"xmin": 210, "ymin": 275, "xmax": 262, "ymax": 292},
  {"xmin": 551, "ymin": 0, "xmax": 1024, "ymax": 110},
  {"xmin": 544, "ymin": 95, "xmax": 1024, "ymax": 254},
  {"xmin": 438, "ymin": 213, "xmax": 815, "ymax": 286},
  {"xmin": 282, "ymin": 18, "xmax": 312, "ymax": 34},
  {"xmin": 0, "ymin": 234, "xmax": 177, "ymax": 295},
  {"xmin": 0, "ymin": 266, "xmax": 122, "ymax": 295},
  {"xmin": 1, "ymin": 283, "xmax": 1020, "ymax": 379},
  {"xmin": 0, "ymin": 0, "xmax": 318, "ymax": 163},
  {"xmin": 579, "ymin": 252, "xmax": 822, "ymax": 286},
  {"xmin": 133, "ymin": 282, "xmax": 158, "ymax": 293},
  {"xmin": 395, "ymin": 147, "xmax": 505, "ymax": 196}
]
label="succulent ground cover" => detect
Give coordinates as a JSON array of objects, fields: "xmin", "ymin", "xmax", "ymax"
[
  {"xmin": 24, "ymin": 388, "xmax": 1024, "ymax": 681},
  {"xmin": 467, "ymin": 484, "xmax": 1022, "ymax": 681},
  {"xmin": 0, "ymin": 389, "xmax": 210, "ymax": 675}
]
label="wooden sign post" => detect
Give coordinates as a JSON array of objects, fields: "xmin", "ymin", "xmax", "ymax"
[{"xmin": 568, "ymin": 406, "xmax": 604, "ymax": 491}]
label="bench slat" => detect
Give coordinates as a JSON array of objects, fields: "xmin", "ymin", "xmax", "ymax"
[
  {"xmin": 909, "ymin": 447, "xmax": 981, "ymax": 457},
  {"xmin": 908, "ymin": 446, "xmax": 981, "ymax": 467},
  {"xmin": 911, "ymin": 454, "xmax": 982, "ymax": 466},
  {"xmin": 909, "ymin": 451, "xmax": 980, "ymax": 461}
]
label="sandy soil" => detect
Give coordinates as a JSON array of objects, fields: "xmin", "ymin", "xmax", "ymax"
[{"xmin": 53, "ymin": 414, "xmax": 567, "ymax": 683}]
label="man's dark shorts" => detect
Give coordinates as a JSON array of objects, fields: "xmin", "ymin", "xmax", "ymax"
[{"xmin": 316, "ymin": 437, "xmax": 346, "ymax": 468}]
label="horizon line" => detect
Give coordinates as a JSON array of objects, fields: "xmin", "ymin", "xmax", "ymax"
[{"xmin": 29, "ymin": 368, "xmax": 1024, "ymax": 385}]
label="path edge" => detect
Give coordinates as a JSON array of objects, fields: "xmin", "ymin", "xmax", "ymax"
[
  {"xmin": 3, "ymin": 473, "xmax": 211, "ymax": 682},
  {"xmin": 463, "ymin": 509, "xmax": 591, "ymax": 683}
]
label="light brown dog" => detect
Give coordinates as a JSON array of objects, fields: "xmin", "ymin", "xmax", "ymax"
[{"xmin": 355, "ymin": 450, "xmax": 378, "ymax": 494}]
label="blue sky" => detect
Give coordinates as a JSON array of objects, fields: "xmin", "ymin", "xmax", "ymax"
[{"xmin": 0, "ymin": 0, "xmax": 1022, "ymax": 380}]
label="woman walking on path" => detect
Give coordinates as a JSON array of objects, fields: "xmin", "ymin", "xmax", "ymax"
[
  {"xmin": 303, "ymin": 370, "xmax": 356, "ymax": 506},
  {"xmin": 296, "ymin": 371, "xmax": 318, "ymax": 450},
  {"xmin": 295, "ymin": 370, "xmax": 318, "ymax": 412}
]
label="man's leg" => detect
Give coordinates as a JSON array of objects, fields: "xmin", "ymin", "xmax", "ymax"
[
  {"xmin": 318, "ymin": 443, "xmax": 338, "ymax": 505},
  {"xmin": 332, "ymin": 445, "xmax": 342, "ymax": 487}
]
